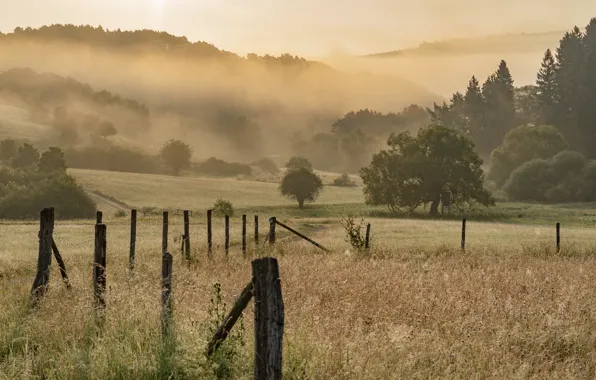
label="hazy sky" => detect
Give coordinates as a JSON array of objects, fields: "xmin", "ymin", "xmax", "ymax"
[{"xmin": 1, "ymin": 0, "xmax": 595, "ymax": 56}]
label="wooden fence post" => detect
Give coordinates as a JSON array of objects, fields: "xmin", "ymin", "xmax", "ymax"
[
  {"xmin": 269, "ymin": 217, "xmax": 276, "ymax": 245},
  {"xmin": 255, "ymin": 215, "xmax": 259, "ymax": 245},
  {"xmin": 242, "ymin": 215, "xmax": 247, "ymax": 256},
  {"xmin": 96, "ymin": 211, "xmax": 103, "ymax": 224},
  {"xmin": 162, "ymin": 251, "xmax": 173, "ymax": 336},
  {"xmin": 207, "ymin": 209, "xmax": 213, "ymax": 258},
  {"xmin": 461, "ymin": 218, "xmax": 466, "ymax": 250},
  {"xmin": 252, "ymin": 257, "xmax": 284, "ymax": 380},
  {"xmin": 51, "ymin": 239, "xmax": 70, "ymax": 289},
  {"xmin": 184, "ymin": 210, "xmax": 191, "ymax": 261},
  {"xmin": 130, "ymin": 209, "xmax": 137, "ymax": 272},
  {"xmin": 94, "ymin": 223, "xmax": 107, "ymax": 309},
  {"xmin": 556, "ymin": 222, "xmax": 561, "ymax": 253},
  {"xmin": 31, "ymin": 207, "xmax": 55, "ymax": 305},
  {"xmin": 162, "ymin": 211, "xmax": 169, "ymax": 255},
  {"xmin": 225, "ymin": 215, "xmax": 230, "ymax": 256},
  {"xmin": 365, "ymin": 223, "xmax": 371, "ymax": 249}
]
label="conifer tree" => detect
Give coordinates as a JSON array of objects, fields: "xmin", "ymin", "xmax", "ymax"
[
  {"xmin": 579, "ymin": 18, "xmax": 596, "ymax": 157},
  {"xmin": 536, "ymin": 49, "xmax": 559, "ymax": 125},
  {"xmin": 463, "ymin": 76, "xmax": 485, "ymax": 144}
]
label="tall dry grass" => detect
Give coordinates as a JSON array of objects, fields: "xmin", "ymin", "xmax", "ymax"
[{"xmin": 1, "ymin": 219, "xmax": 596, "ymax": 379}]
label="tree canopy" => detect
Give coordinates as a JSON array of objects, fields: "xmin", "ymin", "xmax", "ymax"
[
  {"xmin": 160, "ymin": 139, "xmax": 192, "ymax": 176},
  {"xmin": 279, "ymin": 167, "xmax": 323, "ymax": 209},
  {"xmin": 361, "ymin": 125, "xmax": 494, "ymax": 215}
]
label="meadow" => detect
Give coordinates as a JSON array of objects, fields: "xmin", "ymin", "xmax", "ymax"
[{"xmin": 1, "ymin": 169, "xmax": 596, "ymax": 379}]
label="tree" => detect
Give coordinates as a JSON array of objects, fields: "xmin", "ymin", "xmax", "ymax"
[
  {"xmin": 279, "ymin": 167, "xmax": 323, "ymax": 208},
  {"xmin": 488, "ymin": 125, "xmax": 568, "ymax": 188},
  {"xmin": 11, "ymin": 143, "xmax": 40, "ymax": 168},
  {"xmin": 0, "ymin": 139, "xmax": 17, "ymax": 163},
  {"xmin": 39, "ymin": 147, "xmax": 67, "ymax": 172},
  {"xmin": 285, "ymin": 156, "xmax": 313, "ymax": 172},
  {"xmin": 360, "ymin": 125, "xmax": 493, "ymax": 216},
  {"xmin": 464, "ymin": 76, "xmax": 485, "ymax": 140},
  {"xmin": 536, "ymin": 49, "xmax": 559, "ymax": 125},
  {"xmin": 96, "ymin": 121, "xmax": 117, "ymax": 138},
  {"xmin": 579, "ymin": 18, "xmax": 596, "ymax": 158},
  {"xmin": 160, "ymin": 139, "xmax": 192, "ymax": 176}
]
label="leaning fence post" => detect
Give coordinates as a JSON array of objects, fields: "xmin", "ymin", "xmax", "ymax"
[
  {"xmin": 30, "ymin": 207, "xmax": 55, "ymax": 305},
  {"xmin": 255, "ymin": 215, "xmax": 259, "ymax": 245},
  {"xmin": 269, "ymin": 217, "xmax": 276, "ymax": 245},
  {"xmin": 365, "ymin": 223, "xmax": 371, "ymax": 249},
  {"xmin": 162, "ymin": 251, "xmax": 173, "ymax": 336},
  {"xmin": 51, "ymin": 239, "xmax": 70, "ymax": 289},
  {"xmin": 94, "ymin": 223, "xmax": 107, "ymax": 309},
  {"xmin": 207, "ymin": 209, "xmax": 213, "ymax": 258},
  {"xmin": 252, "ymin": 257, "xmax": 284, "ymax": 380},
  {"xmin": 96, "ymin": 211, "xmax": 103, "ymax": 224},
  {"xmin": 461, "ymin": 218, "xmax": 467, "ymax": 250},
  {"xmin": 162, "ymin": 211, "xmax": 169, "ymax": 255},
  {"xmin": 242, "ymin": 215, "xmax": 247, "ymax": 256},
  {"xmin": 556, "ymin": 222, "xmax": 561, "ymax": 253},
  {"xmin": 225, "ymin": 215, "xmax": 230, "ymax": 256},
  {"xmin": 130, "ymin": 209, "xmax": 137, "ymax": 272},
  {"xmin": 184, "ymin": 210, "xmax": 191, "ymax": 261}
]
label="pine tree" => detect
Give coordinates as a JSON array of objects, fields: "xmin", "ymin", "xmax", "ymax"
[
  {"xmin": 555, "ymin": 27, "xmax": 585, "ymax": 150},
  {"xmin": 481, "ymin": 60, "xmax": 516, "ymax": 156},
  {"xmin": 579, "ymin": 18, "xmax": 596, "ymax": 157},
  {"xmin": 536, "ymin": 49, "xmax": 559, "ymax": 125},
  {"xmin": 463, "ymin": 76, "xmax": 485, "ymax": 145}
]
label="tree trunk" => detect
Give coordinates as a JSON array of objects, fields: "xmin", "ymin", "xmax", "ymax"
[
  {"xmin": 429, "ymin": 195, "xmax": 440, "ymax": 216},
  {"xmin": 298, "ymin": 199, "xmax": 304, "ymax": 209}
]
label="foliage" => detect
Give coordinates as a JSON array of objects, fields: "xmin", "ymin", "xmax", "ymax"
[
  {"xmin": 0, "ymin": 139, "xmax": 17, "ymax": 163},
  {"xmin": 196, "ymin": 157, "xmax": 252, "ymax": 177},
  {"xmin": 504, "ymin": 150, "xmax": 596, "ymax": 203},
  {"xmin": 285, "ymin": 156, "xmax": 313, "ymax": 172},
  {"xmin": 251, "ymin": 157, "xmax": 279, "ymax": 174},
  {"xmin": 279, "ymin": 167, "xmax": 324, "ymax": 208},
  {"xmin": 160, "ymin": 139, "xmax": 192, "ymax": 176},
  {"xmin": 332, "ymin": 173, "xmax": 356, "ymax": 187},
  {"xmin": 213, "ymin": 199, "xmax": 234, "ymax": 217},
  {"xmin": 488, "ymin": 125, "xmax": 568, "ymax": 188},
  {"xmin": 96, "ymin": 121, "xmax": 117, "ymax": 138},
  {"xmin": 39, "ymin": 147, "xmax": 67, "ymax": 172},
  {"xmin": 64, "ymin": 142, "xmax": 161, "ymax": 174},
  {"xmin": 0, "ymin": 168, "xmax": 96, "ymax": 219},
  {"xmin": 340, "ymin": 214, "xmax": 369, "ymax": 250},
  {"xmin": 114, "ymin": 209, "xmax": 126, "ymax": 218},
  {"xmin": 361, "ymin": 125, "xmax": 494, "ymax": 215},
  {"xmin": 10, "ymin": 143, "xmax": 40, "ymax": 168}
]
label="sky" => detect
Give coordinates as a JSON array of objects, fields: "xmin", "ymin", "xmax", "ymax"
[{"xmin": 1, "ymin": 0, "xmax": 595, "ymax": 56}]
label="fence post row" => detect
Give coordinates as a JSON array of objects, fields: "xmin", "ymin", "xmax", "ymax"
[
  {"xmin": 242, "ymin": 214, "xmax": 247, "ymax": 256},
  {"xmin": 30, "ymin": 207, "xmax": 55, "ymax": 305},
  {"xmin": 130, "ymin": 209, "xmax": 137, "ymax": 272},
  {"xmin": 161, "ymin": 251, "xmax": 173, "ymax": 336},
  {"xmin": 252, "ymin": 257, "xmax": 284, "ymax": 380},
  {"xmin": 94, "ymin": 223, "xmax": 107, "ymax": 310},
  {"xmin": 207, "ymin": 209, "xmax": 213, "ymax": 258},
  {"xmin": 184, "ymin": 210, "xmax": 191, "ymax": 261},
  {"xmin": 225, "ymin": 215, "xmax": 230, "ymax": 256}
]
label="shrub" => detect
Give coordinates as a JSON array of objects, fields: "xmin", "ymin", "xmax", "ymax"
[
  {"xmin": 252, "ymin": 157, "xmax": 279, "ymax": 174},
  {"xmin": 332, "ymin": 173, "xmax": 356, "ymax": 187},
  {"xmin": 340, "ymin": 213, "xmax": 369, "ymax": 250},
  {"xmin": 114, "ymin": 209, "xmax": 126, "ymax": 218},
  {"xmin": 196, "ymin": 157, "xmax": 252, "ymax": 177},
  {"xmin": 213, "ymin": 199, "xmax": 234, "ymax": 217},
  {"xmin": 285, "ymin": 156, "xmax": 313, "ymax": 172},
  {"xmin": 64, "ymin": 142, "xmax": 161, "ymax": 174}
]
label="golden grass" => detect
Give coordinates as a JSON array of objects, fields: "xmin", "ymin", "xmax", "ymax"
[
  {"xmin": 70, "ymin": 168, "xmax": 363, "ymax": 210},
  {"xmin": 1, "ymin": 218, "xmax": 596, "ymax": 379}
]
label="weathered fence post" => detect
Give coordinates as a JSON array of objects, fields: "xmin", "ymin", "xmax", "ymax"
[
  {"xmin": 252, "ymin": 257, "xmax": 284, "ymax": 380},
  {"xmin": 94, "ymin": 223, "xmax": 107, "ymax": 309},
  {"xmin": 162, "ymin": 211, "xmax": 169, "ymax": 255},
  {"xmin": 556, "ymin": 222, "xmax": 561, "ymax": 253},
  {"xmin": 51, "ymin": 239, "xmax": 70, "ymax": 289},
  {"xmin": 31, "ymin": 207, "xmax": 55, "ymax": 305},
  {"xmin": 184, "ymin": 210, "xmax": 191, "ymax": 261},
  {"xmin": 255, "ymin": 215, "xmax": 259, "ymax": 245},
  {"xmin": 225, "ymin": 215, "xmax": 230, "ymax": 256},
  {"xmin": 207, "ymin": 209, "xmax": 213, "ymax": 258},
  {"xmin": 365, "ymin": 223, "xmax": 371, "ymax": 249},
  {"xmin": 130, "ymin": 209, "xmax": 137, "ymax": 272},
  {"xmin": 461, "ymin": 218, "xmax": 467, "ymax": 250},
  {"xmin": 96, "ymin": 211, "xmax": 103, "ymax": 224},
  {"xmin": 269, "ymin": 217, "xmax": 276, "ymax": 245},
  {"xmin": 162, "ymin": 251, "xmax": 173, "ymax": 336},
  {"xmin": 242, "ymin": 215, "xmax": 247, "ymax": 256}
]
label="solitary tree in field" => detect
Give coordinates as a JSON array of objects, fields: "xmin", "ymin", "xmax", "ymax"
[
  {"xmin": 280, "ymin": 167, "xmax": 323, "ymax": 208},
  {"xmin": 361, "ymin": 125, "xmax": 494, "ymax": 216},
  {"xmin": 39, "ymin": 147, "xmax": 67, "ymax": 172},
  {"xmin": 160, "ymin": 139, "xmax": 192, "ymax": 176}
]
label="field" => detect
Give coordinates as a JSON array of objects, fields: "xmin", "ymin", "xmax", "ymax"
[{"xmin": 2, "ymin": 169, "xmax": 596, "ymax": 379}]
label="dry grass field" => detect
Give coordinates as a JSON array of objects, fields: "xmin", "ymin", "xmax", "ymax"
[{"xmin": 1, "ymin": 215, "xmax": 596, "ymax": 379}]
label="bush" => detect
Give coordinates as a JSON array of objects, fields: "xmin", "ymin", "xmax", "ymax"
[
  {"xmin": 252, "ymin": 157, "xmax": 279, "ymax": 174},
  {"xmin": 196, "ymin": 157, "xmax": 252, "ymax": 177},
  {"xmin": 114, "ymin": 209, "xmax": 126, "ymax": 218},
  {"xmin": 332, "ymin": 173, "xmax": 356, "ymax": 187},
  {"xmin": 340, "ymin": 214, "xmax": 369, "ymax": 250},
  {"xmin": 213, "ymin": 199, "xmax": 234, "ymax": 217},
  {"xmin": 64, "ymin": 142, "xmax": 161, "ymax": 174}
]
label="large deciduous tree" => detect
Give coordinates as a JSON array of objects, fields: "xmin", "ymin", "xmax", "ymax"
[
  {"xmin": 360, "ymin": 125, "xmax": 494, "ymax": 215},
  {"xmin": 279, "ymin": 166, "xmax": 323, "ymax": 209},
  {"xmin": 160, "ymin": 139, "xmax": 192, "ymax": 176}
]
